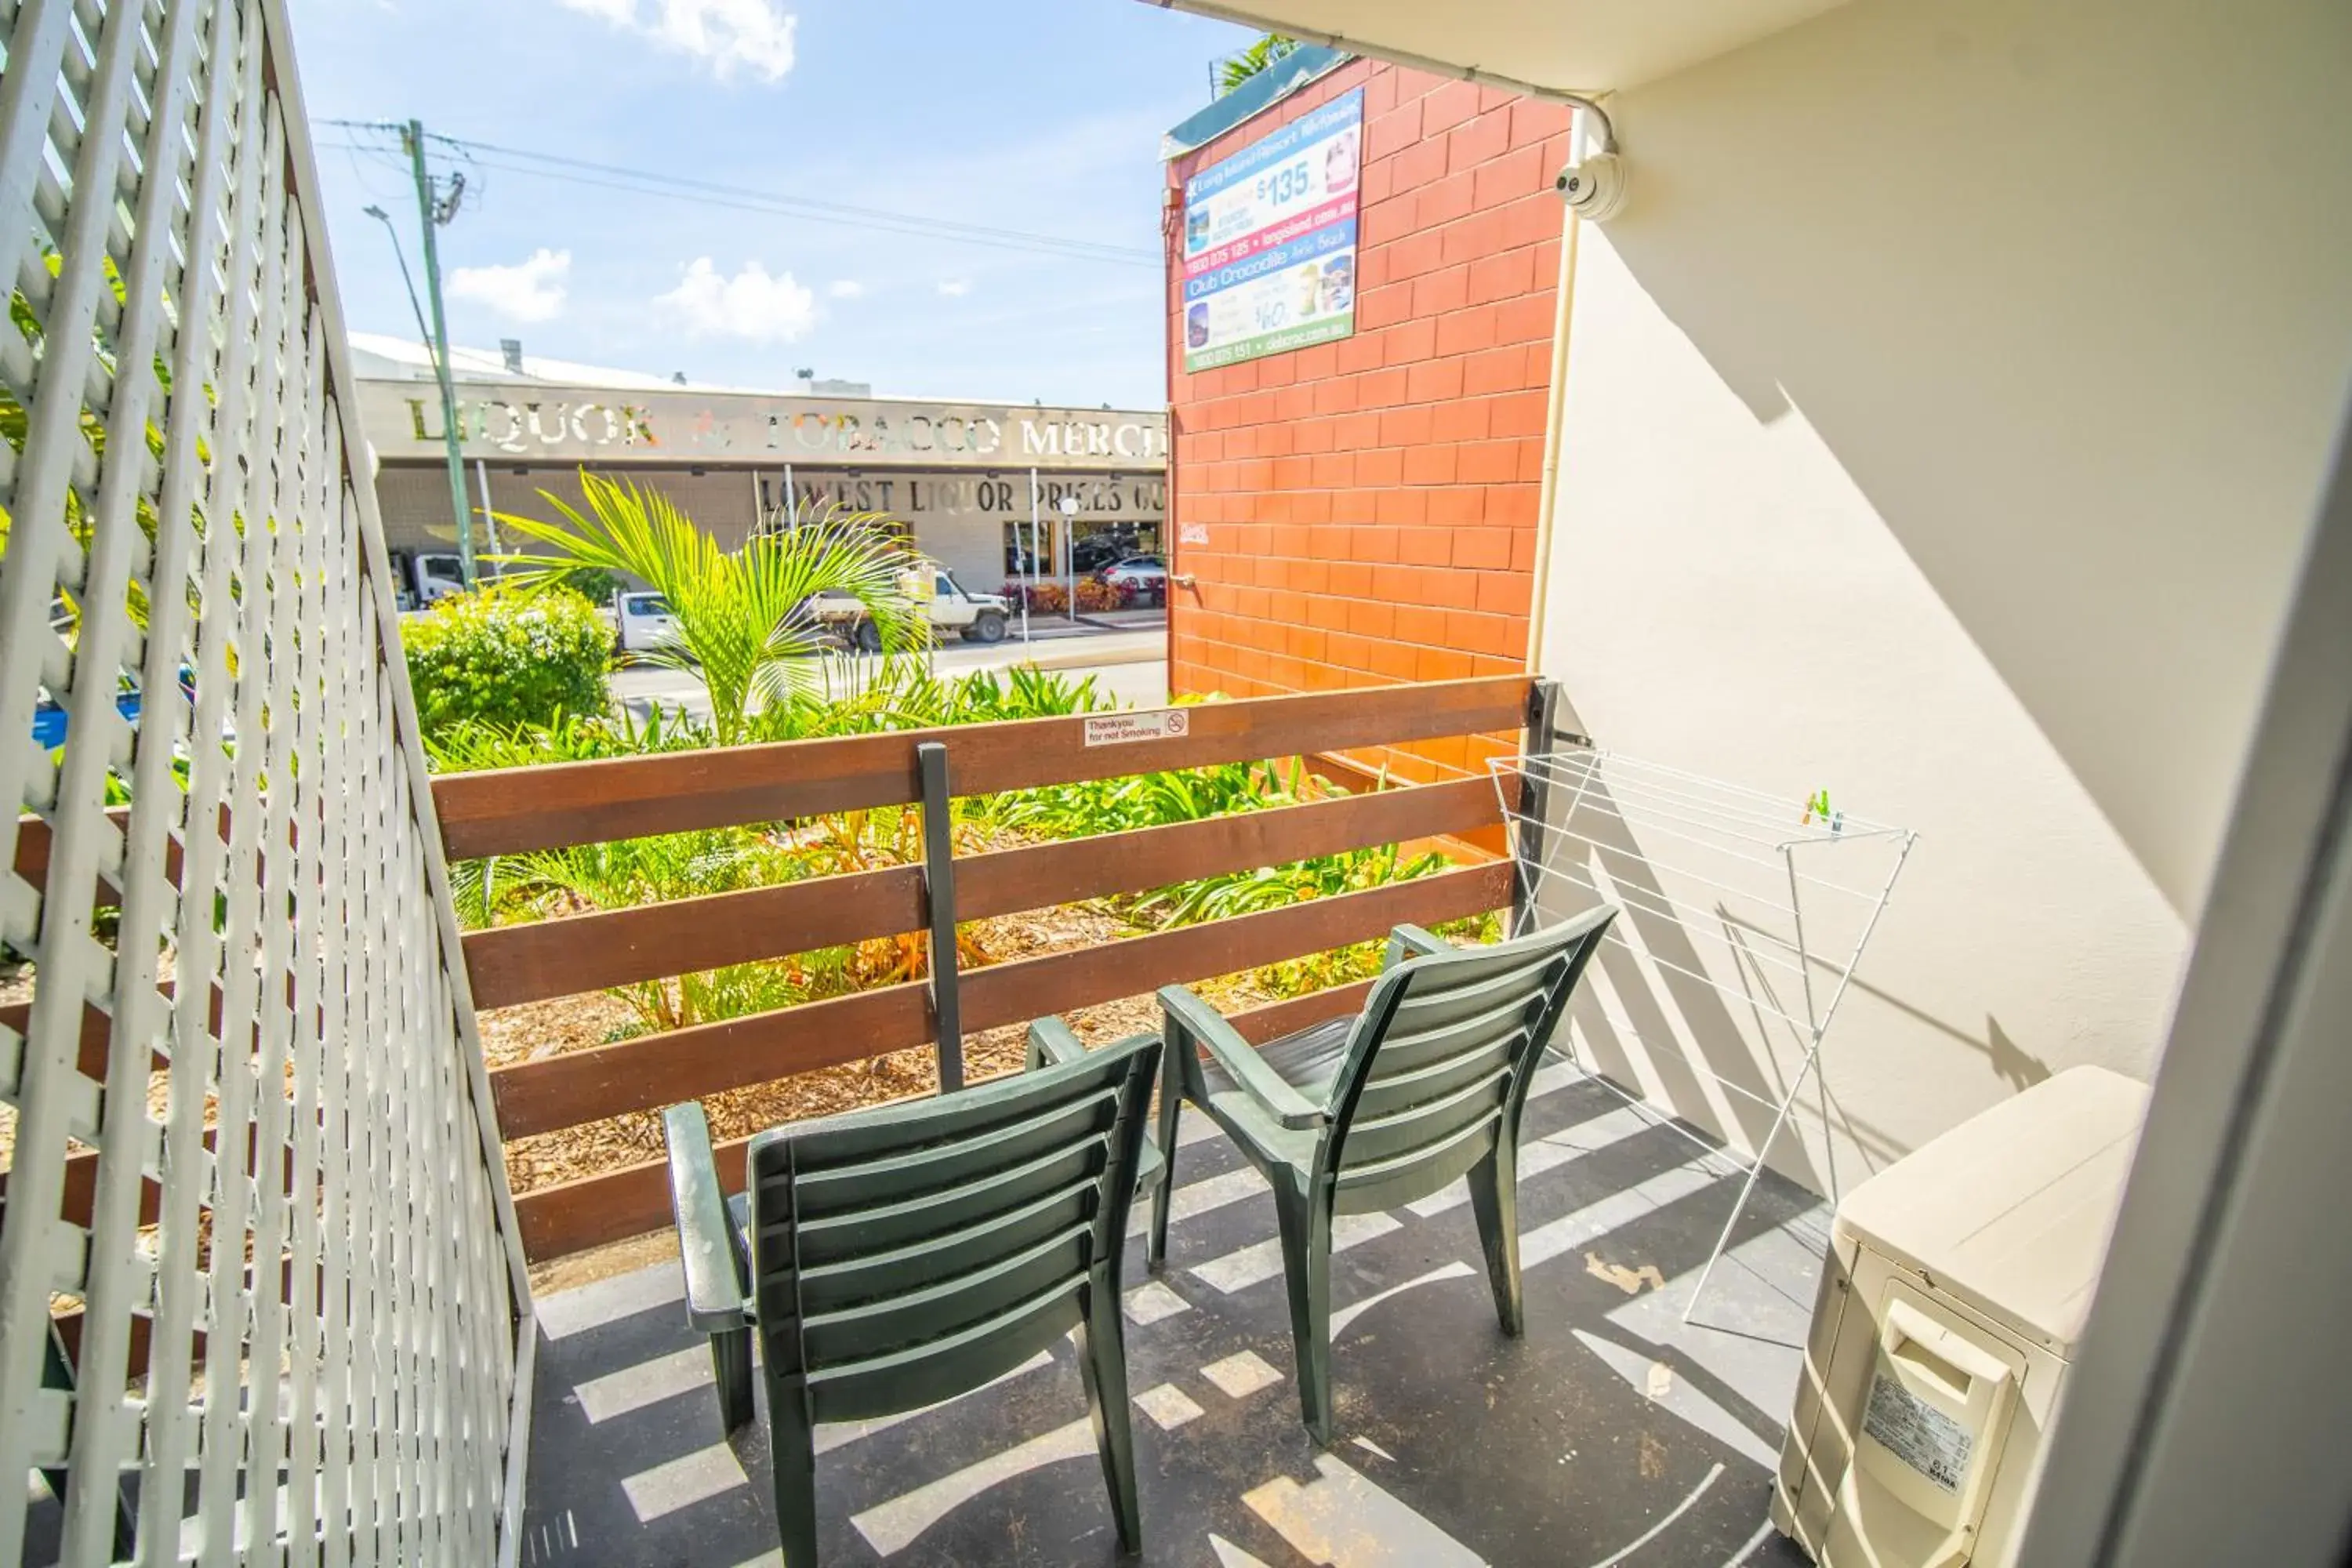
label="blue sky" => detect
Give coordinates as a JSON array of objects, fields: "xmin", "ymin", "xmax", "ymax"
[{"xmin": 295, "ymin": 0, "xmax": 1254, "ymax": 408}]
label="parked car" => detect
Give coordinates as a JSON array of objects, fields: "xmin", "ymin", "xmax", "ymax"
[
  {"xmin": 1095, "ymin": 555, "xmax": 1167, "ymax": 606},
  {"xmin": 1072, "ymin": 531, "xmax": 1145, "ymax": 574},
  {"xmin": 806, "ymin": 566, "xmax": 1011, "ymax": 651},
  {"xmin": 615, "ymin": 590, "xmax": 680, "ymax": 656}
]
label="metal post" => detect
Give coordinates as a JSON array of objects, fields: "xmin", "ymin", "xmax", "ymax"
[
  {"xmin": 1026, "ymin": 466, "xmax": 1040, "ymax": 640},
  {"xmin": 783, "ymin": 463, "xmax": 797, "ymax": 524},
  {"xmin": 474, "ymin": 458, "xmax": 500, "ymax": 567},
  {"xmin": 405, "ymin": 118, "xmax": 474, "ymax": 586},
  {"xmin": 917, "ymin": 742, "xmax": 965, "ymax": 1092},
  {"xmin": 1060, "ymin": 492, "xmax": 1078, "ymax": 622},
  {"xmin": 1512, "ymin": 678, "xmax": 1563, "ymax": 937}
]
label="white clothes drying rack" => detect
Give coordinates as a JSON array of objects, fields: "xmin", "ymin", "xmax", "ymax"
[{"xmin": 1490, "ymin": 740, "xmax": 1916, "ymax": 1319}]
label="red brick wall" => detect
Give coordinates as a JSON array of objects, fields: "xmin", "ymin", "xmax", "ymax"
[{"xmin": 1165, "ymin": 59, "xmax": 1572, "ymax": 782}]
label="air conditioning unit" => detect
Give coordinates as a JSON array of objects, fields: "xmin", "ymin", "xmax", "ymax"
[{"xmin": 1773, "ymin": 1066, "xmax": 2148, "ymax": 1567}]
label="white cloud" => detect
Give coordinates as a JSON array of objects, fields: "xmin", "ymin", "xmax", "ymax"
[
  {"xmin": 936, "ymin": 278, "xmax": 971, "ymax": 298},
  {"xmin": 657, "ymin": 257, "xmax": 817, "ymax": 343},
  {"xmin": 826, "ymin": 279, "xmax": 864, "ymax": 299},
  {"xmin": 447, "ymin": 248, "xmax": 571, "ymax": 322},
  {"xmin": 554, "ymin": 0, "xmax": 796, "ymax": 82}
]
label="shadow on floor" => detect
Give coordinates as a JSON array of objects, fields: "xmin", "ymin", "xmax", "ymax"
[{"xmin": 518, "ymin": 1066, "xmax": 1824, "ymax": 1568}]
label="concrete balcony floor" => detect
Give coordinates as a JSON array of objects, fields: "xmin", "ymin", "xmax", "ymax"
[{"xmin": 518, "ymin": 1063, "xmax": 1824, "ymax": 1567}]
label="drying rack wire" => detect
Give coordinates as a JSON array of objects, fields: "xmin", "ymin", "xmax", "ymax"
[{"xmin": 1490, "ymin": 742, "xmax": 1916, "ymax": 1319}]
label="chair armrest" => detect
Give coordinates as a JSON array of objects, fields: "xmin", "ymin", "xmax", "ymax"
[
  {"xmin": 1159, "ymin": 984, "xmax": 1327, "ymax": 1131},
  {"xmin": 1025, "ymin": 1015, "xmax": 1087, "ymax": 1070},
  {"xmin": 1025, "ymin": 1022, "xmax": 1167, "ymax": 1192},
  {"xmin": 662, "ymin": 1102, "xmax": 750, "ymax": 1332},
  {"xmin": 1385, "ymin": 922, "xmax": 1454, "ymax": 971}
]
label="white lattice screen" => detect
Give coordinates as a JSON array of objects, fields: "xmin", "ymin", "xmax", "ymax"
[{"xmin": 0, "ymin": 0, "xmax": 528, "ymax": 1562}]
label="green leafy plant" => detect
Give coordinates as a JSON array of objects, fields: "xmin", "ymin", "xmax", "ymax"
[
  {"xmin": 493, "ymin": 823, "xmax": 783, "ymax": 915},
  {"xmin": 978, "ymin": 742, "xmax": 1296, "ymax": 841},
  {"xmin": 1254, "ymin": 913, "xmax": 1501, "ymax": 998},
  {"xmin": 1138, "ymin": 838, "xmax": 1450, "ymax": 927},
  {"xmin": 430, "ymin": 665, "xmax": 1468, "ymax": 1022},
  {"xmin": 725, "ymin": 655, "xmax": 1116, "ymax": 744},
  {"xmin": 401, "ymin": 584, "xmax": 611, "ymax": 737},
  {"xmin": 430, "ymin": 665, "xmax": 1125, "ymax": 946},
  {"xmin": 492, "ymin": 476, "xmax": 919, "ymax": 744},
  {"xmin": 615, "ymin": 959, "xmax": 814, "ymax": 1035},
  {"xmin": 952, "ymin": 664, "xmax": 1112, "ymax": 722},
  {"xmin": 426, "ymin": 703, "xmax": 712, "ymax": 776},
  {"xmin": 552, "ymin": 564, "xmax": 620, "ymax": 604},
  {"xmin": 1217, "ymin": 33, "xmax": 1299, "ymax": 96}
]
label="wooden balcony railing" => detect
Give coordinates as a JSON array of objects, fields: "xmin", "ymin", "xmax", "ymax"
[{"xmin": 430, "ymin": 674, "xmax": 1543, "ymax": 1261}]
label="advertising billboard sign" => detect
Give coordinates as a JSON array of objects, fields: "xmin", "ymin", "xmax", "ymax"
[{"xmin": 1181, "ymin": 88, "xmax": 1363, "ymax": 372}]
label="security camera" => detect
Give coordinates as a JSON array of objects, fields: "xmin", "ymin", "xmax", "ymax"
[{"xmin": 1555, "ymin": 150, "xmax": 1627, "ymax": 222}]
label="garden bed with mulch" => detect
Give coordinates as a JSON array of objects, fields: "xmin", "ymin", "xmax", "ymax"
[{"xmin": 482, "ymin": 897, "xmax": 1290, "ymax": 1200}]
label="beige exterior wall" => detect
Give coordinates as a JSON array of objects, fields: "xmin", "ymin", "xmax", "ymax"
[
  {"xmin": 363, "ymin": 378, "xmax": 1169, "ymax": 596},
  {"xmin": 1535, "ymin": 0, "xmax": 2352, "ymax": 1192},
  {"xmin": 376, "ymin": 463, "xmax": 1166, "ymax": 594}
]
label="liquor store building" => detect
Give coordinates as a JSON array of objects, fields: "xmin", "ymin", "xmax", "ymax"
[{"xmin": 357, "ymin": 376, "xmax": 1168, "ymax": 594}]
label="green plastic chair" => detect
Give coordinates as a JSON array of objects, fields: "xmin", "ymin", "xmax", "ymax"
[
  {"xmin": 1148, "ymin": 906, "xmax": 1617, "ymax": 1443},
  {"xmin": 662, "ymin": 1027, "xmax": 1163, "ymax": 1564}
]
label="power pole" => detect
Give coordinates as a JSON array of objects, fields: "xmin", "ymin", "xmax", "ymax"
[{"xmin": 404, "ymin": 118, "xmax": 475, "ymax": 586}]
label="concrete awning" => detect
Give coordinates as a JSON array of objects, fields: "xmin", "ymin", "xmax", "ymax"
[{"xmin": 1143, "ymin": 0, "xmax": 1853, "ymax": 96}]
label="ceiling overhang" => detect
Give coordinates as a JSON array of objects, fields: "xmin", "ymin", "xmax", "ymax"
[{"xmin": 1145, "ymin": 0, "xmax": 1853, "ymax": 98}]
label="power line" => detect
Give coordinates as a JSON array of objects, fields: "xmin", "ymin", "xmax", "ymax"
[
  {"xmin": 315, "ymin": 136, "xmax": 1154, "ymax": 267},
  {"xmin": 318, "ymin": 120, "xmax": 1160, "ymax": 268},
  {"xmin": 458, "ymin": 133, "xmax": 1155, "ymax": 261},
  {"xmin": 464, "ymin": 153, "xmax": 1155, "ymax": 266}
]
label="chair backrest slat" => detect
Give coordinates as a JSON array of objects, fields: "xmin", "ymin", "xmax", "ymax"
[
  {"xmin": 1388, "ymin": 946, "xmax": 1560, "ymax": 1011},
  {"xmin": 789, "ymin": 1139, "xmax": 1106, "ymax": 1261},
  {"xmin": 1320, "ymin": 906, "xmax": 1615, "ymax": 1210},
  {"xmin": 1363, "ymin": 985, "xmax": 1544, "ymax": 1083},
  {"xmin": 800, "ymin": 1223, "xmax": 1096, "ymax": 1366},
  {"xmin": 786, "ymin": 1084, "xmax": 1125, "ymax": 1212},
  {"xmin": 1350, "ymin": 1031, "xmax": 1519, "ymax": 1123},
  {"xmin": 795, "ymin": 1175, "xmax": 1100, "ymax": 1314},
  {"xmin": 1340, "ymin": 1059, "xmax": 1515, "ymax": 1168},
  {"xmin": 746, "ymin": 1034, "xmax": 1160, "ymax": 1425},
  {"xmin": 808, "ymin": 1279, "xmax": 1084, "ymax": 1420},
  {"xmin": 1383, "ymin": 957, "xmax": 1555, "ymax": 1034},
  {"xmin": 1335, "ymin": 1102, "xmax": 1508, "ymax": 1197}
]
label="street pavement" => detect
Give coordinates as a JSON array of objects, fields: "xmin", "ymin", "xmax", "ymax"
[{"xmin": 608, "ymin": 623, "xmax": 1171, "ymax": 725}]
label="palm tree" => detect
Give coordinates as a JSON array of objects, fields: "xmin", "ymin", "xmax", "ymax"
[
  {"xmin": 1216, "ymin": 34, "xmax": 1299, "ymax": 96},
  {"xmin": 494, "ymin": 473, "xmax": 920, "ymax": 745}
]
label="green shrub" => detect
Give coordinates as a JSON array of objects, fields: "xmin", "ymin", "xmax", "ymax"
[
  {"xmin": 427, "ymin": 703, "xmax": 710, "ymax": 775},
  {"xmin": 550, "ymin": 564, "xmax": 619, "ymax": 604},
  {"xmin": 402, "ymin": 586, "xmax": 611, "ymax": 737}
]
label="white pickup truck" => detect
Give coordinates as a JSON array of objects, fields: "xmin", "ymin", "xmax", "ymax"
[
  {"xmin": 808, "ymin": 567, "xmax": 1011, "ymax": 651},
  {"xmin": 390, "ymin": 549, "xmax": 467, "ymax": 610}
]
